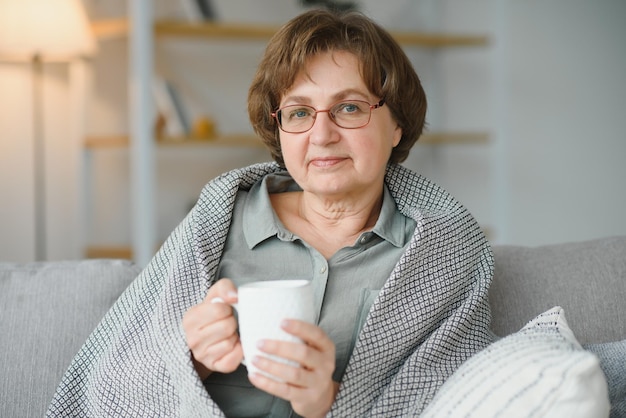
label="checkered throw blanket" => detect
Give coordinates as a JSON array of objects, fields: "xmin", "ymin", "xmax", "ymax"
[{"xmin": 47, "ymin": 162, "xmax": 494, "ymax": 417}]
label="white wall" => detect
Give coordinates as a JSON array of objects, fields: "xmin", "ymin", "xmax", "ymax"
[
  {"xmin": 504, "ymin": 0, "xmax": 626, "ymax": 245},
  {"xmin": 1, "ymin": 0, "xmax": 625, "ymax": 262}
]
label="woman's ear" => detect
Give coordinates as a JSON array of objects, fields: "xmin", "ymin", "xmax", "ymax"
[{"xmin": 392, "ymin": 125, "xmax": 402, "ymax": 147}]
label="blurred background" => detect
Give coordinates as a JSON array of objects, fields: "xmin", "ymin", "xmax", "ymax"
[{"xmin": 1, "ymin": 0, "xmax": 625, "ymax": 266}]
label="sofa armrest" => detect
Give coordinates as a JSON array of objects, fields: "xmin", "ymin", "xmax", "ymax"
[
  {"xmin": 489, "ymin": 236, "xmax": 626, "ymax": 344},
  {"xmin": 0, "ymin": 259, "xmax": 140, "ymax": 418}
]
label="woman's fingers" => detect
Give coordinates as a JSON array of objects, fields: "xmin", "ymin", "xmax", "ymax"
[
  {"xmin": 263, "ymin": 320, "xmax": 335, "ymax": 370},
  {"xmin": 248, "ymin": 320, "xmax": 337, "ymax": 417},
  {"xmin": 182, "ymin": 278, "xmax": 243, "ymax": 378},
  {"xmin": 183, "ymin": 299, "xmax": 234, "ymax": 346},
  {"xmin": 203, "ymin": 278, "xmax": 238, "ymax": 305}
]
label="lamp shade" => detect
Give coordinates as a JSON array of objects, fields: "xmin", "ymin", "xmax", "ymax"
[{"xmin": 0, "ymin": 0, "xmax": 96, "ymax": 61}]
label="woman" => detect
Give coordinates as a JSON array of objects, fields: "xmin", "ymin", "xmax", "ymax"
[{"xmin": 48, "ymin": 9, "xmax": 493, "ymax": 418}]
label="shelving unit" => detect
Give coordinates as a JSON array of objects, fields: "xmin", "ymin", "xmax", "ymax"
[
  {"xmin": 88, "ymin": 17, "xmax": 490, "ymax": 148},
  {"xmin": 86, "ymin": 10, "xmax": 491, "ymax": 265},
  {"xmin": 84, "ymin": 133, "xmax": 265, "ymax": 149}
]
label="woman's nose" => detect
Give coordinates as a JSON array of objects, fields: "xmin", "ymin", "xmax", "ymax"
[{"xmin": 308, "ymin": 111, "xmax": 339, "ymax": 145}]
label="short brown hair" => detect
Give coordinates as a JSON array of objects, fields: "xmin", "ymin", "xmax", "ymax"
[{"xmin": 248, "ymin": 9, "xmax": 427, "ymax": 167}]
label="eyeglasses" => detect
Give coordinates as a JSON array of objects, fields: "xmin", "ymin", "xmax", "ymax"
[{"xmin": 272, "ymin": 99, "xmax": 385, "ymax": 134}]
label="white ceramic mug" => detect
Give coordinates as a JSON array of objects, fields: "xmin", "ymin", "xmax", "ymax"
[{"xmin": 213, "ymin": 279, "xmax": 315, "ymax": 380}]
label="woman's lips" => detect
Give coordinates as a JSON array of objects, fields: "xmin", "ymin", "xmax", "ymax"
[{"xmin": 309, "ymin": 157, "xmax": 346, "ymax": 168}]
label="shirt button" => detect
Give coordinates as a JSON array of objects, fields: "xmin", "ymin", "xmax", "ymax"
[
  {"xmin": 360, "ymin": 235, "xmax": 369, "ymax": 244},
  {"xmin": 319, "ymin": 266, "xmax": 327, "ymax": 274}
]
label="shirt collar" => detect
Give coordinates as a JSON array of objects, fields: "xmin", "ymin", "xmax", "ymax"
[
  {"xmin": 373, "ymin": 185, "xmax": 408, "ymax": 248},
  {"xmin": 243, "ymin": 172, "xmax": 298, "ymax": 249},
  {"xmin": 243, "ymin": 172, "xmax": 409, "ymax": 249}
]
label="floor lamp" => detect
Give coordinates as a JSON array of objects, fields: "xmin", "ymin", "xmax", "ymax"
[{"xmin": 0, "ymin": 0, "xmax": 96, "ymax": 260}]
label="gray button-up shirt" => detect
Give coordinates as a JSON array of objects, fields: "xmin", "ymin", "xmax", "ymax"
[{"xmin": 207, "ymin": 172, "xmax": 416, "ymax": 417}]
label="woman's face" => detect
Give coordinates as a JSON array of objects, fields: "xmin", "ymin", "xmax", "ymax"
[{"xmin": 278, "ymin": 51, "xmax": 402, "ymax": 201}]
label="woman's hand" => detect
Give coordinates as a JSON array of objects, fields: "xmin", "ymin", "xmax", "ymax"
[
  {"xmin": 248, "ymin": 320, "xmax": 338, "ymax": 418},
  {"xmin": 182, "ymin": 278, "xmax": 243, "ymax": 380}
]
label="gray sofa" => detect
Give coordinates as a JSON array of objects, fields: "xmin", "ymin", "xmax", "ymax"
[{"xmin": 1, "ymin": 236, "xmax": 625, "ymax": 417}]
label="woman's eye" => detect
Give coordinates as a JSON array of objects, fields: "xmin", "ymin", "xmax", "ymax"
[
  {"xmin": 336, "ymin": 102, "xmax": 362, "ymax": 114},
  {"xmin": 288, "ymin": 108, "xmax": 312, "ymax": 119}
]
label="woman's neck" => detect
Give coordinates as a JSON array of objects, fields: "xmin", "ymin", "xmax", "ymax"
[{"xmin": 270, "ymin": 188, "xmax": 384, "ymax": 259}]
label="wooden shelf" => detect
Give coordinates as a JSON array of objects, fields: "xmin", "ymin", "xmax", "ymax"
[
  {"xmin": 91, "ymin": 18, "xmax": 129, "ymax": 40},
  {"xmin": 84, "ymin": 134, "xmax": 265, "ymax": 149},
  {"xmin": 92, "ymin": 19, "xmax": 488, "ymax": 47},
  {"xmin": 155, "ymin": 21, "xmax": 489, "ymax": 47},
  {"xmin": 85, "ymin": 132, "xmax": 488, "ymax": 149},
  {"xmin": 155, "ymin": 21, "xmax": 279, "ymax": 41},
  {"xmin": 158, "ymin": 134, "xmax": 265, "ymax": 148}
]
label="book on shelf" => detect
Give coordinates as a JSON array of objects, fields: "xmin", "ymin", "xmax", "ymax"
[
  {"xmin": 152, "ymin": 77, "xmax": 191, "ymax": 138},
  {"xmin": 179, "ymin": 0, "xmax": 217, "ymax": 22}
]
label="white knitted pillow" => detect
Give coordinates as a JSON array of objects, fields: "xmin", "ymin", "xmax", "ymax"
[{"xmin": 422, "ymin": 306, "xmax": 610, "ymax": 418}]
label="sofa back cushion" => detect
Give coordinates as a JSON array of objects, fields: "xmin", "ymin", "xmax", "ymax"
[
  {"xmin": 490, "ymin": 236, "xmax": 626, "ymax": 343},
  {"xmin": 0, "ymin": 259, "xmax": 139, "ymax": 418}
]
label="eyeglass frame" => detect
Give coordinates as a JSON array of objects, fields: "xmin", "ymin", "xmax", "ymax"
[{"xmin": 271, "ymin": 99, "xmax": 386, "ymax": 134}]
